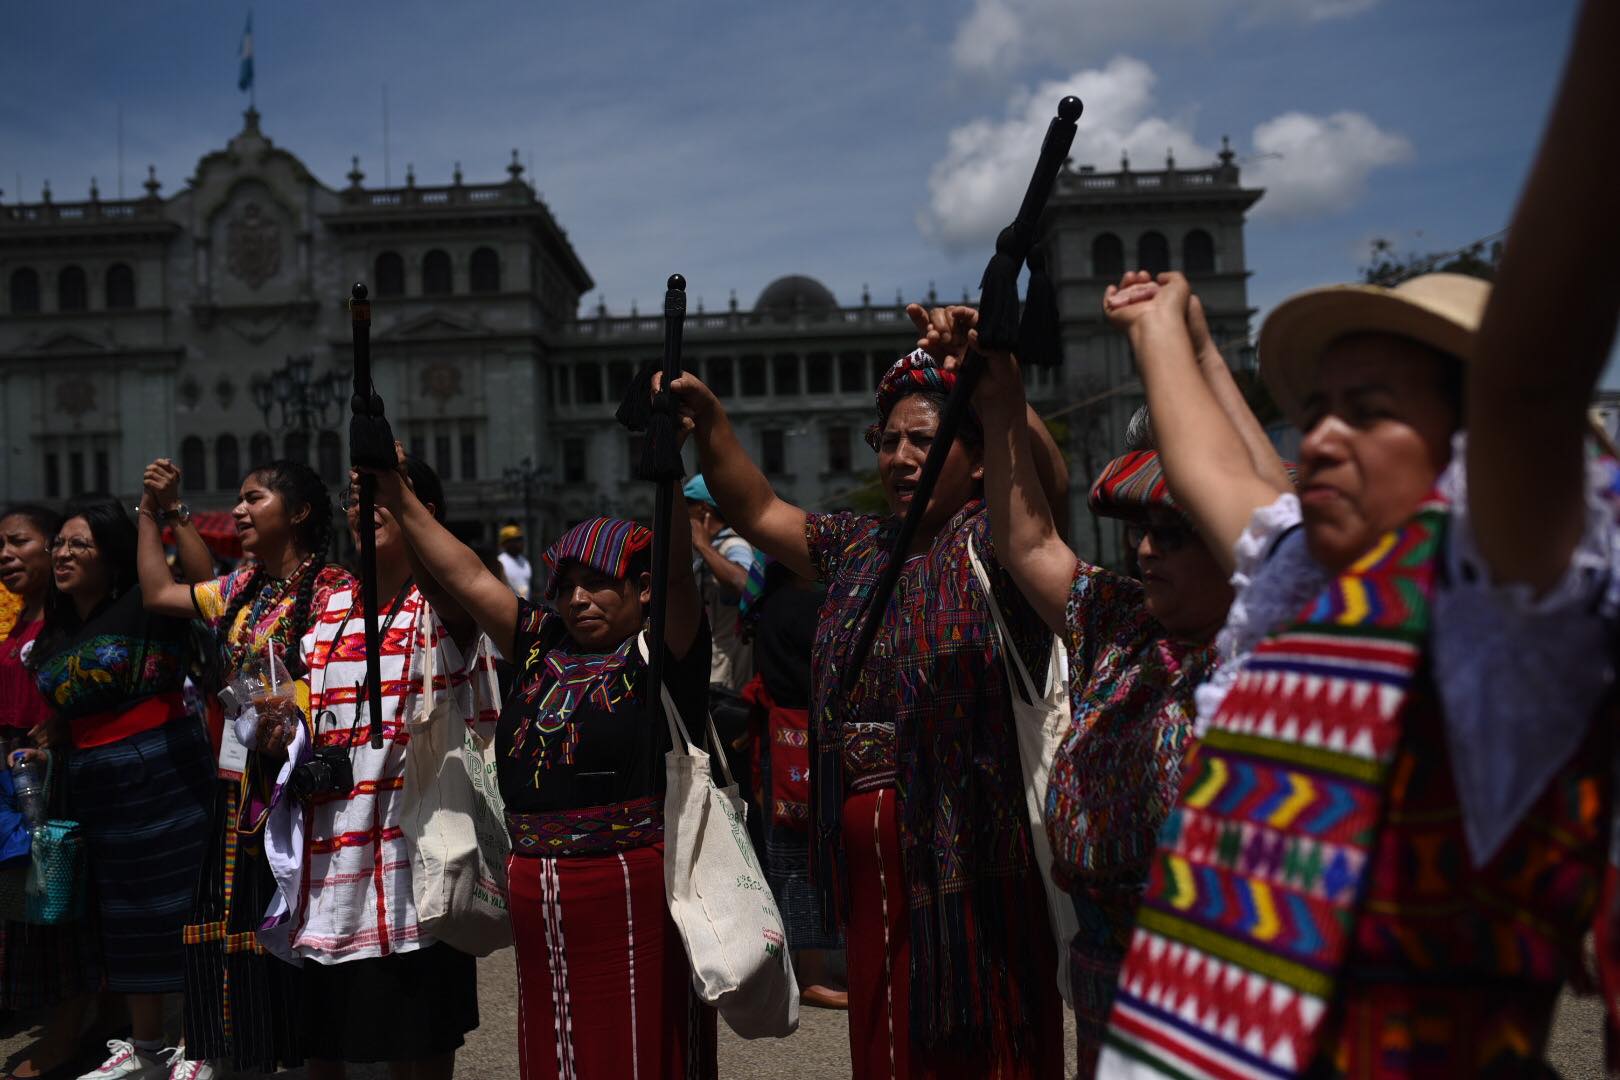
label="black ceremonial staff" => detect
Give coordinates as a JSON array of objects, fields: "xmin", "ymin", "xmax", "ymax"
[
  {"xmin": 838, "ymin": 95, "xmax": 1082, "ymax": 698},
  {"xmin": 348, "ymin": 283, "xmax": 395, "ymax": 750},
  {"xmin": 616, "ymin": 275, "xmax": 690, "ymax": 764}
]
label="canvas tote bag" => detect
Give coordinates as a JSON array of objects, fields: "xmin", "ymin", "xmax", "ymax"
[
  {"xmin": 643, "ymin": 633, "xmax": 799, "ymax": 1038},
  {"xmin": 402, "ymin": 616, "xmax": 512, "ymax": 956},
  {"xmin": 966, "ymin": 536, "xmax": 1078, "ymax": 1005}
]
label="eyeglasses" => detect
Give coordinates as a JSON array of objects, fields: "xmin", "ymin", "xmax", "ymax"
[
  {"xmin": 1124, "ymin": 520, "xmax": 1194, "ymax": 554},
  {"xmin": 48, "ymin": 536, "xmax": 96, "ymax": 557},
  {"xmin": 338, "ymin": 486, "xmax": 359, "ymax": 512}
]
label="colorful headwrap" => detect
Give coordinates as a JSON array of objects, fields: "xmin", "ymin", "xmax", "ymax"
[
  {"xmin": 863, "ymin": 348, "xmax": 981, "ymax": 451},
  {"xmin": 1088, "ymin": 450, "xmax": 1178, "ymax": 521},
  {"xmin": 1090, "ymin": 450, "xmax": 1299, "ymax": 521},
  {"xmin": 540, "ymin": 516, "xmax": 653, "ymax": 604}
]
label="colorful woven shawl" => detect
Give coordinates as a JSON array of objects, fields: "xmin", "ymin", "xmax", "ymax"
[{"xmin": 1103, "ymin": 496, "xmax": 1446, "ymax": 1078}]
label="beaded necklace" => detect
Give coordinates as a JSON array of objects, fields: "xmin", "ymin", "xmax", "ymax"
[{"xmin": 221, "ymin": 556, "xmax": 317, "ymax": 675}]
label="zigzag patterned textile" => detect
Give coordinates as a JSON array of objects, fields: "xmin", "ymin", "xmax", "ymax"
[{"xmin": 1102, "ymin": 497, "xmax": 1446, "ymax": 1079}]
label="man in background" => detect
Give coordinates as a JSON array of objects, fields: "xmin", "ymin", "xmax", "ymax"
[
  {"xmin": 684, "ymin": 475, "xmax": 756, "ymax": 689},
  {"xmin": 496, "ymin": 523, "xmax": 532, "ymax": 599}
]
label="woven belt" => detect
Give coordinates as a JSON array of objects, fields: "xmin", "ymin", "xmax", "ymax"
[{"xmin": 507, "ymin": 795, "xmax": 664, "ymax": 857}]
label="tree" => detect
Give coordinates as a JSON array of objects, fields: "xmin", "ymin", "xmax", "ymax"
[{"xmin": 1361, "ymin": 237, "xmax": 1503, "ymax": 288}]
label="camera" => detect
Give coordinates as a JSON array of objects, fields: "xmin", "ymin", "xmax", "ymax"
[{"xmin": 288, "ymin": 743, "xmax": 355, "ymax": 801}]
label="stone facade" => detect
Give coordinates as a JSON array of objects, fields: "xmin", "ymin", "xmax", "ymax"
[{"xmin": 0, "ymin": 112, "xmax": 1261, "ymax": 567}]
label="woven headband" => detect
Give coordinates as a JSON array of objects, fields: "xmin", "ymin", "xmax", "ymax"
[
  {"xmin": 540, "ymin": 516, "xmax": 652, "ymax": 603},
  {"xmin": 864, "ymin": 349, "xmax": 981, "ymax": 451}
]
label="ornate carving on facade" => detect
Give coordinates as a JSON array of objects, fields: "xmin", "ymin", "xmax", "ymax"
[
  {"xmin": 421, "ymin": 361, "xmax": 462, "ymax": 401},
  {"xmin": 225, "ymin": 201, "xmax": 281, "ymax": 289},
  {"xmin": 55, "ymin": 378, "xmax": 97, "ymax": 417},
  {"xmin": 214, "ymin": 377, "xmax": 236, "ymax": 409}
]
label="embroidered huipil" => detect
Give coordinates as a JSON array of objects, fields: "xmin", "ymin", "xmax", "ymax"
[
  {"xmin": 1045, "ymin": 562, "xmax": 1215, "ymax": 1074},
  {"xmin": 1102, "ymin": 436, "xmax": 1620, "ymax": 1078},
  {"xmin": 804, "ymin": 500, "xmax": 1051, "ymax": 1047},
  {"xmin": 31, "ymin": 587, "xmax": 191, "ymax": 729},
  {"xmin": 285, "ymin": 586, "xmax": 490, "ymax": 962}
]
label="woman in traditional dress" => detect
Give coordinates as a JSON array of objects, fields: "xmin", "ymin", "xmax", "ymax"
[
  {"xmin": 667, "ymin": 307, "xmax": 1069, "ymax": 1078},
  {"xmin": 0, "ymin": 505, "xmax": 105, "ymax": 1080},
  {"xmin": 1096, "ymin": 7, "xmax": 1620, "ymax": 1072},
  {"xmin": 244, "ymin": 459, "xmax": 483, "ymax": 1080},
  {"xmin": 372, "ymin": 449, "xmax": 714, "ymax": 1080},
  {"xmin": 26, "ymin": 499, "xmax": 214, "ymax": 1080},
  {"xmin": 135, "ymin": 459, "xmax": 351, "ymax": 1075},
  {"xmin": 963, "ymin": 294, "xmax": 1278, "ymax": 1075}
]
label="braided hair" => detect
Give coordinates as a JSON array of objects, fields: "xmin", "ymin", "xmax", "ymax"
[{"xmin": 220, "ymin": 459, "xmax": 336, "ymax": 675}]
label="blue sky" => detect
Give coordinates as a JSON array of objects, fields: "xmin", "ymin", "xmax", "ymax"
[{"xmin": 1, "ymin": 0, "xmax": 1597, "ymax": 374}]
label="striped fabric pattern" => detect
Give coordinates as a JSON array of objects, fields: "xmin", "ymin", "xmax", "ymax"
[
  {"xmin": 1087, "ymin": 450, "xmax": 1175, "ymax": 520},
  {"xmin": 540, "ymin": 517, "xmax": 652, "ymax": 603},
  {"xmin": 1102, "ymin": 497, "xmax": 1446, "ymax": 1079}
]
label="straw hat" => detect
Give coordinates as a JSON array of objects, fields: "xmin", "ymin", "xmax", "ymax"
[{"xmin": 1258, "ymin": 272, "xmax": 1491, "ymax": 421}]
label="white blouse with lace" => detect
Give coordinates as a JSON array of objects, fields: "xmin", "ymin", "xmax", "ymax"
[{"xmin": 1194, "ymin": 433, "xmax": 1620, "ymax": 866}]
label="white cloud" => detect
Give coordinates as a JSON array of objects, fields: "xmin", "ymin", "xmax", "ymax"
[
  {"xmin": 919, "ymin": 57, "xmax": 1411, "ymax": 251},
  {"xmin": 1246, "ymin": 111, "xmax": 1413, "ymax": 220},
  {"xmin": 951, "ymin": 0, "xmax": 1379, "ymax": 77},
  {"xmin": 919, "ymin": 57, "xmax": 1211, "ymax": 252}
]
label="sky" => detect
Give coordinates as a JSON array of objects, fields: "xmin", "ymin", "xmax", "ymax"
[{"xmin": 1, "ymin": 0, "xmax": 1601, "ymax": 376}]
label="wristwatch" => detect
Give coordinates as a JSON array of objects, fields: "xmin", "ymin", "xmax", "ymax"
[{"xmin": 159, "ymin": 503, "xmax": 193, "ymax": 526}]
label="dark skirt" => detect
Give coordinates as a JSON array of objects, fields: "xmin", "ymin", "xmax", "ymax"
[
  {"xmin": 180, "ymin": 779, "xmax": 304, "ymax": 1071},
  {"xmin": 68, "ymin": 718, "xmax": 212, "ymax": 994},
  {"xmin": 0, "ymin": 734, "xmax": 100, "ymax": 1010},
  {"xmin": 758, "ymin": 731, "xmax": 840, "ymax": 952},
  {"xmin": 302, "ymin": 941, "xmax": 479, "ymax": 1063}
]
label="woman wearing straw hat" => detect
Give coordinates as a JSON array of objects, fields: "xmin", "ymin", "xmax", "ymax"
[
  {"xmin": 1093, "ymin": 5, "xmax": 1620, "ymax": 1072},
  {"xmin": 367, "ymin": 450, "xmax": 715, "ymax": 1080},
  {"xmin": 665, "ymin": 305, "xmax": 1070, "ymax": 1078}
]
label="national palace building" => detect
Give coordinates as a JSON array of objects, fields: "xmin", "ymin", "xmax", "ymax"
[{"xmin": 0, "ymin": 108, "xmax": 1262, "ymax": 566}]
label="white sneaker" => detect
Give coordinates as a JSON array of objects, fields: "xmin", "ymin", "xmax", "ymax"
[
  {"xmin": 161, "ymin": 1047, "xmax": 217, "ymax": 1080},
  {"xmin": 75, "ymin": 1040, "xmax": 168, "ymax": 1080}
]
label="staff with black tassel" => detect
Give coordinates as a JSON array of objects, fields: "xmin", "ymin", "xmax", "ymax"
[
  {"xmin": 838, "ymin": 94, "xmax": 1081, "ymax": 696},
  {"xmin": 348, "ymin": 283, "xmax": 395, "ymax": 750}
]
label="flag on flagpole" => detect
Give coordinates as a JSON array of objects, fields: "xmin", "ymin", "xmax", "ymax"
[{"xmin": 238, "ymin": 12, "xmax": 254, "ymax": 93}]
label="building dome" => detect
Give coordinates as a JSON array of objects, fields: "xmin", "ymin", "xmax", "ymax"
[{"xmin": 754, "ymin": 275, "xmax": 838, "ymax": 313}]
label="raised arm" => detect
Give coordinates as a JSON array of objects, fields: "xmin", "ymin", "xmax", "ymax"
[
  {"xmin": 972, "ymin": 342, "xmax": 1075, "ymax": 635},
  {"xmin": 662, "ymin": 486, "xmax": 703, "ymax": 661},
  {"xmin": 1468, "ymin": 0, "xmax": 1620, "ymax": 593},
  {"xmin": 143, "ymin": 459, "xmax": 214, "ymax": 584},
  {"xmin": 1187, "ymin": 296, "xmax": 1293, "ymax": 493},
  {"xmin": 1108, "ymin": 273, "xmax": 1289, "ymax": 574},
  {"xmin": 912, "ymin": 304, "xmax": 1070, "ymax": 526},
  {"xmin": 662, "ymin": 371, "xmax": 816, "ymax": 582},
  {"xmin": 135, "ymin": 463, "xmax": 208, "ymax": 619},
  {"xmin": 375, "ymin": 462, "xmax": 520, "ymax": 660}
]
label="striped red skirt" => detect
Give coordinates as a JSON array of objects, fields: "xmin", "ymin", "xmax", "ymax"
[
  {"xmin": 842, "ymin": 789, "xmax": 1064, "ymax": 1080},
  {"xmin": 507, "ymin": 797, "xmax": 716, "ymax": 1080}
]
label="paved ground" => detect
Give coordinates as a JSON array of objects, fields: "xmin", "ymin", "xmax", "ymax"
[{"xmin": 0, "ymin": 950, "xmax": 1603, "ymax": 1077}]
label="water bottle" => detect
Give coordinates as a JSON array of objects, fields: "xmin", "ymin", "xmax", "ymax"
[{"xmin": 10, "ymin": 752, "xmax": 45, "ymax": 829}]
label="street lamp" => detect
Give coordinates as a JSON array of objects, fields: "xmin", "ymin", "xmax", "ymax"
[
  {"xmin": 502, "ymin": 456, "xmax": 551, "ymax": 554},
  {"xmin": 250, "ymin": 353, "xmax": 346, "ymax": 436}
]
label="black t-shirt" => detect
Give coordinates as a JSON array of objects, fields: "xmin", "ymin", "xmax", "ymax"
[
  {"xmin": 495, "ymin": 598, "xmax": 712, "ymax": 814},
  {"xmin": 752, "ymin": 582, "xmax": 822, "ymax": 710}
]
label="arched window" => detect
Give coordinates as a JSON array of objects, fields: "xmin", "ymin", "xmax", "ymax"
[
  {"xmin": 105, "ymin": 263, "xmax": 136, "ymax": 309},
  {"xmin": 58, "ymin": 266, "xmax": 88, "ymax": 312},
  {"xmin": 1092, "ymin": 233, "xmax": 1124, "ymax": 279},
  {"xmin": 317, "ymin": 431, "xmax": 343, "ymax": 486},
  {"xmin": 1183, "ymin": 229, "xmax": 1215, "ymax": 275},
  {"xmin": 1137, "ymin": 232, "xmax": 1171, "ymax": 276},
  {"xmin": 284, "ymin": 431, "xmax": 309, "ymax": 466},
  {"xmin": 249, "ymin": 433, "xmax": 274, "ymax": 469},
  {"xmin": 422, "ymin": 250, "xmax": 452, "ymax": 295},
  {"xmin": 180, "ymin": 436, "xmax": 207, "ymax": 493},
  {"xmin": 8, "ymin": 268, "xmax": 39, "ymax": 314},
  {"xmin": 469, "ymin": 247, "xmax": 500, "ymax": 293},
  {"xmin": 375, "ymin": 251, "xmax": 405, "ymax": 297},
  {"xmin": 216, "ymin": 434, "xmax": 240, "ymax": 490}
]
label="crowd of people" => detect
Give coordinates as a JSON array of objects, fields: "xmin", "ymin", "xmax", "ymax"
[{"xmin": 0, "ymin": 4, "xmax": 1616, "ymax": 1078}]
